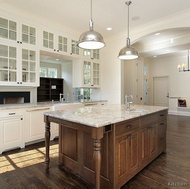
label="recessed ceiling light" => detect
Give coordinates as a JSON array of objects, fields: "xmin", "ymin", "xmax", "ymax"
[
  {"xmin": 153, "ymin": 55, "xmax": 157, "ymax": 58},
  {"xmin": 56, "ymin": 58, "xmax": 59, "ymax": 61},
  {"xmin": 155, "ymin": 33, "xmax": 160, "ymax": 36},
  {"xmin": 107, "ymin": 27, "xmax": 112, "ymax": 31}
]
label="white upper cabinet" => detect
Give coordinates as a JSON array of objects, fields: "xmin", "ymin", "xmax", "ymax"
[
  {"xmin": 0, "ymin": 16, "xmax": 37, "ymax": 46},
  {"xmin": 83, "ymin": 49, "xmax": 100, "ymax": 60},
  {"xmin": 0, "ymin": 43, "xmax": 39, "ymax": 86},
  {"xmin": 72, "ymin": 59, "xmax": 100, "ymax": 88},
  {"xmin": 0, "ymin": 16, "xmax": 39, "ymax": 86},
  {"xmin": 41, "ymin": 28, "xmax": 81, "ymax": 57}
]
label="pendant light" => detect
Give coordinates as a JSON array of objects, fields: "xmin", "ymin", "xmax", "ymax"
[
  {"xmin": 77, "ymin": 0, "xmax": 105, "ymax": 50},
  {"xmin": 118, "ymin": 1, "xmax": 138, "ymax": 60}
]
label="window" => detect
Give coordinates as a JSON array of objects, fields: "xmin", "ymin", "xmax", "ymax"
[
  {"xmin": 40, "ymin": 67, "xmax": 57, "ymax": 78},
  {"xmin": 74, "ymin": 88, "xmax": 91, "ymax": 101}
]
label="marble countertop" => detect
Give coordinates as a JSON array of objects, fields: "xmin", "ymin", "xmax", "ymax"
[{"xmin": 44, "ymin": 104, "xmax": 168, "ymax": 128}]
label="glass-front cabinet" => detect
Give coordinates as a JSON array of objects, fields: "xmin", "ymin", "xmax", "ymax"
[
  {"xmin": 0, "ymin": 16, "xmax": 37, "ymax": 46},
  {"xmin": 83, "ymin": 49, "xmax": 100, "ymax": 60},
  {"xmin": 73, "ymin": 59, "xmax": 100, "ymax": 88},
  {"xmin": 83, "ymin": 61, "xmax": 100, "ymax": 87},
  {"xmin": 0, "ymin": 16, "xmax": 38, "ymax": 86},
  {"xmin": 0, "ymin": 44, "xmax": 38, "ymax": 86}
]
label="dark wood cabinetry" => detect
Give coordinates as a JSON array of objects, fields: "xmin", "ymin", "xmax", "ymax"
[
  {"xmin": 37, "ymin": 77, "xmax": 63, "ymax": 102},
  {"xmin": 45, "ymin": 110, "xmax": 168, "ymax": 189}
]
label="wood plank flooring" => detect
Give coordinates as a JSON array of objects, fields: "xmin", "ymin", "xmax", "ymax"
[{"xmin": 0, "ymin": 115, "xmax": 190, "ymax": 189}]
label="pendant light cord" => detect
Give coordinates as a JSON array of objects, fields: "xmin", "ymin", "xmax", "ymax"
[
  {"xmin": 126, "ymin": 1, "xmax": 131, "ymax": 47},
  {"xmin": 89, "ymin": 0, "xmax": 93, "ymax": 31}
]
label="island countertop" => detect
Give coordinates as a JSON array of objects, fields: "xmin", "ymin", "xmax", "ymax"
[{"xmin": 44, "ymin": 104, "xmax": 168, "ymax": 128}]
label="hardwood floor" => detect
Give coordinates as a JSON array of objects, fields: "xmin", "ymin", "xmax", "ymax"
[{"xmin": 0, "ymin": 115, "xmax": 189, "ymax": 189}]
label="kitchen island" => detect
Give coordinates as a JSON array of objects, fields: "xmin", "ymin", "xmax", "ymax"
[{"xmin": 44, "ymin": 104, "xmax": 168, "ymax": 189}]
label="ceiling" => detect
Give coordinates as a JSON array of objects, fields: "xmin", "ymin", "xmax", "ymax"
[{"xmin": 1, "ymin": 0, "xmax": 190, "ymax": 60}]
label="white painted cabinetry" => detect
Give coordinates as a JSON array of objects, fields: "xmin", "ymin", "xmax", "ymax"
[
  {"xmin": 0, "ymin": 16, "xmax": 39, "ymax": 86},
  {"xmin": 24, "ymin": 106, "xmax": 52, "ymax": 144},
  {"xmin": 0, "ymin": 109, "xmax": 24, "ymax": 154},
  {"xmin": 72, "ymin": 59, "xmax": 100, "ymax": 88}
]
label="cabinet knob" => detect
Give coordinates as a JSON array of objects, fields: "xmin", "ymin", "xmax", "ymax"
[
  {"xmin": 20, "ymin": 41, "xmax": 22, "ymax": 44},
  {"xmin": 54, "ymin": 49, "xmax": 56, "ymax": 51},
  {"xmin": 57, "ymin": 50, "xmax": 59, "ymax": 52}
]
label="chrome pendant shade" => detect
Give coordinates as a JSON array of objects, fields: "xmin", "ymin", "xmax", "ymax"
[
  {"xmin": 118, "ymin": 1, "xmax": 138, "ymax": 60},
  {"xmin": 78, "ymin": 0, "xmax": 105, "ymax": 50}
]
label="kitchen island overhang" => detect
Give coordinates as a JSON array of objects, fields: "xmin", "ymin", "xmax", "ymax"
[{"xmin": 44, "ymin": 104, "xmax": 168, "ymax": 189}]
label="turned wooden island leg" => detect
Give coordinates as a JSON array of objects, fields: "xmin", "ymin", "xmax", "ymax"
[
  {"xmin": 45, "ymin": 121, "xmax": 51, "ymax": 166},
  {"xmin": 93, "ymin": 139, "xmax": 101, "ymax": 189}
]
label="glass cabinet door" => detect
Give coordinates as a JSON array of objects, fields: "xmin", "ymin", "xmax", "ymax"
[
  {"xmin": 22, "ymin": 24, "xmax": 36, "ymax": 45},
  {"xmin": 58, "ymin": 35, "xmax": 67, "ymax": 52},
  {"xmin": 71, "ymin": 40, "xmax": 79, "ymax": 55},
  {"xmin": 93, "ymin": 62, "xmax": 100, "ymax": 86},
  {"xmin": 83, "ymin": 61, "xmax": 91, "ymax": 85},
  {"xmin": 0, "ymin": 17, "xmax": 17, "ymax": 41},
  {"xmin": 22, "ymin": 49, "xmax": 36, "ymax": 83},
  {"xmin": 43, "ymin": 31, "xmax": 54, "ymax": 49},
  {"xmin": 0, "ymin": 44, "xmax": 17, "ymax": 82}
]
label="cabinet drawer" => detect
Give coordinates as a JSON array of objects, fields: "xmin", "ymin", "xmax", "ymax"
[
  {"xmin": 140, "ymin": 113, "xmax": 158, "ymax": 128},
  {"xmin": 115, "ymin": 119, "xmax": 139, "ymax": 136},
  {"xmin": 0, "ymin": 110, "xmax": 23, "ymax": 119},
  {"xmin": 158, "ymin": 110, "xmax": 168, "ymax": 121}
]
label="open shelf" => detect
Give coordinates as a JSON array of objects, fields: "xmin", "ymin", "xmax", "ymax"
[{"xmin": 37, "ymin": 77, "xmax": 64, "ymax": 102}]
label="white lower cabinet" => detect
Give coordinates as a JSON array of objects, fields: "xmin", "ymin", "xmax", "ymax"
[
  {"xmin": 0, "ymin": 109, "xmax": 24, "ymax": 154},
  {"xmin": 24, "ymin": 106, "xmax": 52, "ymax": 144}
]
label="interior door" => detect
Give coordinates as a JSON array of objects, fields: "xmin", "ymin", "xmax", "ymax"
[{"xmin": 153, "ymin": 76, "xmax": 169, "ymax": 106}]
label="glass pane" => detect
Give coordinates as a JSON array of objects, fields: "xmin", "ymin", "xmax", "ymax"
[
  {"xmin": 0, "ymin": 28, "xmax": 8, "ymax": 39},
  {"xmin": 43, "ymin": 31, "xmax": 48, "ymax": 39},
  {"xmin": 0, "ymin": 70, "xmax": 8, "ymax": 81},
  {"xmin": 9, "ymin": 59, "xmax": 17, "ymax": 70},
  {"xmin": 30, "ymin": 62, "xmax": 35, "ymax": 71},
  {"xmin": 30, "ymin": 73, "xmax": 36, "ymax": 82},
  {"xmin": 40, "ymin": 67, "xmax": 47, "ymax": 77},
  {"xmin": 0, "ymin": 17, "xmax": 8, "ymax": 28},
  {"xmin": 30, "ymin": 36, "xmax": 36, "ymax": 45},
  {"xmin": 9, "ymin": 71, "xmax": 16, "ymax": 82},
  {"xmin": 9, "ymin": 31, "xmax": 16, "ymax": 40},
  {"xmin": 58, "ymin": 36, "xmax": 62, "ymax": 43},
  {"xmin": 22, "ymin": 49, "xmax": 28, "ymax": 60},
  {"xmin": 0, "ymin": 44, "xmax": 8, "ymax": 57},
  {"xmin": 9, "ymin": 21, "xmax": 16, "ymax": 31},
  {"xmin": 22, "ymin": 61, "xmax": 28, "ymax": 71},
  {"xmin": 0, "ymin": 58, "xmax": 8, "ymax": 68},
  {"xmin": 22, "ymin": 34, "xmax": 28, "ymax": 43},
  {"xmin": 22, "ymin": 72, "xmax": 28, "ymax": 82},
  {"xmin": 49, "ymin": 33, "xmax": 53, "ymax": 41},
  {"xmin": 43, "ymin": 39, "xmax": 48, "ymax": 48},
  {"xmin": 49, "ymin": 41, "xmax": 53, "ymax": 49},
  {"xmin": 30, "ymin": 27, "xmax": 35, "ymax": 36},
  {"xmin": 9, "ymin": 46, "xmax": 16, "ymax": 58},
  {"xmin": 58, "ymin": 44, "xmax": 62, "ymax": 51},
  {"xmin": 29, "ymin": 50, "xmax": 35, "ymax": 61},
  {"xmin": 22, "ymin": 24, "xmax": 28, "ymax": 34}
]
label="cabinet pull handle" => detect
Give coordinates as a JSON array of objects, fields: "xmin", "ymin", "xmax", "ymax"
[
  {"xmin": 21, "ymin": 118, "xmax": 23, "ymax": 120},
  {"xmin": 26, "ymin": 108, "xmax": 51, "ymax": 112},
  {"xmin": 160, "ymin": 123, "xmax": 165, "ymax": 125},
  {"xmin": 160, "ymin": 114, "xmax": 164, "ymax": 117},
  {"xmin": 9, "ymin": 113, "xmax": 16, "ymax": 115},
  {"xmin": 126, "ymin": 125, "xmax": 132, "ymax": 129}
]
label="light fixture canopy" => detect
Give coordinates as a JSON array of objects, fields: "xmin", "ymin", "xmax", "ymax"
[
  {"xmin": 78, "ymin": 0, "xmax": 105, "ymax": 50},
  {"xmin": 118, "ymin": 1, "xmax": 138, "ymax": 60}
]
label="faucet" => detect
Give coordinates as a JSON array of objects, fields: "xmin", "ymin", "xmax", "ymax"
[
  {"xmin": 59, "ymin": 93, "xmax": 64, "ymax": 102},
  {"xmin": 125, "ymin": 95, "xmax": 133, "ymax": 110}
]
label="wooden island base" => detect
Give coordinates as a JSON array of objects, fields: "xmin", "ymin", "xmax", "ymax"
[{"xmin": 45, "ymin": 110, "xmax": 167, "ymax": 189}]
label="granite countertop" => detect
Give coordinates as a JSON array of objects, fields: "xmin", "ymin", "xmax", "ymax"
[
  {"xmin": 0, "ymin": 100, "xmax": 107, "ymax": 110},
  {"xmin": 44, "ymin": 104, "xmax": 168, "ymax": 128}
]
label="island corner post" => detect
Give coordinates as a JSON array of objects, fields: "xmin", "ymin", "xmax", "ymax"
[{"xmin": 44, "ymin": 114, "xmax": 104, "ymax": 189}]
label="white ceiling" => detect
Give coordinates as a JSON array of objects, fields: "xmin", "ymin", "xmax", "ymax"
[{"xmin": 1, "ymin": 0, "xmax": 190, "ymax": 60}]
